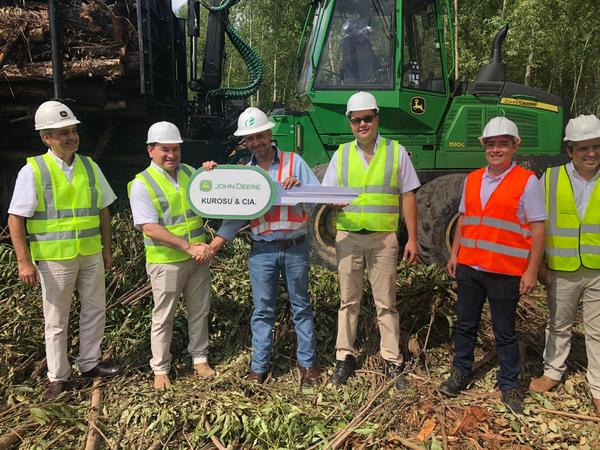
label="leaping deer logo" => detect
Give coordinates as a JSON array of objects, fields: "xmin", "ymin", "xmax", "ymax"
[{"xmin": 411, "ymin": 97, "xmax": 426, "ymax": 115}]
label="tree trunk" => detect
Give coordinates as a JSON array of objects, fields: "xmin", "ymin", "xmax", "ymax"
[
  {"xmin": 454, "ymin": 0, "xmax": 458, "ymax": 80},
  {"xmin": 273, "ymin": 55, "xmax": 277, "ymax": 101},
  {"xmin": 524, "ymin": 46, "xmax": 534, "ymax": 86}
]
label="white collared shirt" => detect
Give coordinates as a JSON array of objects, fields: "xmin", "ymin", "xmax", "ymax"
[
  {"xmin": 541, "ymin": 162, "xmax": 600, "ymax": 219},
  {"xmin": 129, "ymin": 162, "xmax": 185, "ymax": 228},
  {"xmin": 458, "ymin": 163, "xmax": 547, "ymax": 223},
  {"xmin": 8, "ymin": 149, "xmax": 116, "ymax": 218},
  {"xmin": 321, "ymin": 134, "xmax": 421, "ymax": 193}
]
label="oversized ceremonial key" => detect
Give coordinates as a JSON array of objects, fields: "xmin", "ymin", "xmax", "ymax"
[
  {"xmin": 187, "ymin": 165, "xmax": 359, "ymax": 219},
  {"xmin": 275, "ymin": 184, "xmax": 359, "ymax": 205}
]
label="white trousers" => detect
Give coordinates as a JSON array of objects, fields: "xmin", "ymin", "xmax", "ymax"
[
  {"xmin": 147, "ymin": 259, "xmax": 211, "ymax": 374},
  {"xmin": 37, "ymin": 253, "xmax": 106, "ymax": 382},
  {"xmin": 544, "ymin": 267, "xmax": 600, "ymax": 398}
]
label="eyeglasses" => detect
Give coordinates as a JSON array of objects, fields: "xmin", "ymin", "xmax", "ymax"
[{"xmin": 349, "ymin": 114, "xmax": 377, "ymax": 125}]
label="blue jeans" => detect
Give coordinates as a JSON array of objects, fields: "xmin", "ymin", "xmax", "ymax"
[
  {"xmin": 248, "ymin": 239, "xmax": 316, "ymax": 373},
  {"xmin": 453, "ymin": 264, "xmax": 521, "ymax": 391}
]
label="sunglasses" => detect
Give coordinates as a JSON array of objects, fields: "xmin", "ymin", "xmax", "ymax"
[{"xmin": 349, "ymin": 114, "xmax": 377, "ymax": 125}]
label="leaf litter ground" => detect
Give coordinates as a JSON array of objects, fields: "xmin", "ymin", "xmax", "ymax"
[{"xmin": 0, "ymin": 212, "xmax": 599, "ymax": 449}]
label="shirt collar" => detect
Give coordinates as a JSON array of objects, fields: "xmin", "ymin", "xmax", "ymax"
[
  {"xmin": 47, "ymin": 149, "xmax": 76, "ymax": 169},
  {"xmin": 484, "ymin": 162, "xmax": 516, "ymax": 181},
  {"xmin": 250, "ymin": 146, "xmax": 279, "ymax": 166},
  {"xmin": 355, "ymin": 134, "xmax": 381, "ymax": 154}
]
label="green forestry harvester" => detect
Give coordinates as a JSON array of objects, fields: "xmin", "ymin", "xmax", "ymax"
[
  {"xmin": 269, "ymin": 0, "xmax": 567, "ymax": 267},
  {"xmin": 0, "ymin": 0, "xmax": 568, "ymax": 268}
]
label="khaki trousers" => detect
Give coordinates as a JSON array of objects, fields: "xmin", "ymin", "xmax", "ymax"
[
  {"xmin": 543, "ymin": 267, "xmax": 600, "ymax": 398},
  {"xmin": 147, "ymin": 259, "xmax": 211, "ymax": 374},
  {"xmin": 37, "ymin": 253, "xmax": 106, "ymax": 382},
  {"xmin": 335, "ymin": 230, "xmax": 402, "ymax": 364}
]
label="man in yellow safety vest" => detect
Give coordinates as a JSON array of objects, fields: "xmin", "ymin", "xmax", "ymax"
[
  {"xmin": 321, "ymin": 91, "xmax": 420, "ymax": 389},
  {"xmin": 128, "ymin": 122, "xmax": 214, "ymax": 390},
  {"xmin": 8, "ymin": 100, "xmax": 120, "ymax": 399},
  {"xmin": 530, "ymin": 114, "xmax": 600, "ymax": 416}
]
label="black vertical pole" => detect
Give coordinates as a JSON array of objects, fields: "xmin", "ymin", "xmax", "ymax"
[{"xmin": 48, "ymin": 0, "xmax": 64, "ymax": 99}]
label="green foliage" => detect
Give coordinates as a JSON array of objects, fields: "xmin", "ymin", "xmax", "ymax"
[{"xmin": 455, "ymin": 0, "xmax": 600, "ymax": 114}]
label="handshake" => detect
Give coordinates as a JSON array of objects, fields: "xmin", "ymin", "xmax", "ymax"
[{"xmin": 185, "ymin": 242, "xmax": 215, "ymax": 263}]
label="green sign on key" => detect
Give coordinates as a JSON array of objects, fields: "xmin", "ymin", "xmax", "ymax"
[{"xmin": 186, "ymin": 165, "xmax": 276, "ymax": 219}]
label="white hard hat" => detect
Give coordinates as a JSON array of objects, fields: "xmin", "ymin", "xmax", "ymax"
[
  {"xmin": 34, "ymin": 100, "xmax": 80, "ymax": 131},
  {"xmin": 564, "ymin": 114, "xmax": 600, "ymax": 142},
  {"xmin": 234, "ymin": 107, "xmax": 275, "ymax": 136},
  {"xmin": 479, "ymin": 117, "xmax": 520, "ymax": 144},
  {"xmin": 346, "ymin": 91, "xmax": 379, "ymax": 116},
  {"xmin": 146, "ymin": 121, "xmax": 183, "ymax": 144}
]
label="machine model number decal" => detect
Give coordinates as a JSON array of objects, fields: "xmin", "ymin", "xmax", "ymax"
[
  {"xmin": 448, "ymin": 141, "xmax": 465, "ymax": 148},
  {"xmin": 411, "ymin": 97, "xmax": 426, "ymax": 115},
  {"xmin": 500, "ymin": 97, "xmax": 559, "ymax": 113}
]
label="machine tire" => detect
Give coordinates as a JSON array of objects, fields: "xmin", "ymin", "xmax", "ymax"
[
  {"xmin": 416, "ymin": 173, "xmax": 466, "ymax": 267},
  {"xmin": 307, "ymin": 163, "xmax": 337, "ymax": 270}
]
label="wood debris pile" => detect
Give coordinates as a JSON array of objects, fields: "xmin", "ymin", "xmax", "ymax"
[{"xmin": 0, "ymin": 0, "xmax": 138, "ymax": 81}]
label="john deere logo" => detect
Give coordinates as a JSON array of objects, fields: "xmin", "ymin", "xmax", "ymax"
[
  {"xmin": 59, "ymin": 110, "xmax": 69, "ymax": 118},
  {"xmin": 245, "ymin": 116, "xmax": 255, "ymax": 127},
  {"xmin": 411, "ymin": 97, "xmax": 426, "ymax": 115},
  {"xmin": 199, "ymin": 180, "xmax": 212, "ymax": 192}
]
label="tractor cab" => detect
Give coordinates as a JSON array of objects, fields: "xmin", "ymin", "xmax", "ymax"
[{"xmin": 272, "ymin": 0, "xmax": 452, "ymax": 167}]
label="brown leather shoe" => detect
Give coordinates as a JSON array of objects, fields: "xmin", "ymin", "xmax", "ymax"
[
  {"xmin": 194, "ymin": 362, "xmax": 216, "ymax": 378},
  {"xmin": 246, "ymin": 371, "xmax": 266, "ymax": 384},
  {"xmin": 153, "ymin": 374, "xmax": 172, "ymax": 390},
  {"xmin": 46, "ymin": 381, "xmax": 68, "ymax": 400},
  {"xmin": 300, "ymin": 367, "xmax": 321, "ymax": 387},
  {"xmin": 593, "ymin": 398, "xmax": 600, "ymax": 416},
  {"xmin": 529, "ymin": 375, "xmax": 560, "ymax": 393}
]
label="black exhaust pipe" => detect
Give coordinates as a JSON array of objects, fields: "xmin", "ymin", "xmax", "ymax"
[{"xmin": 476, "ymin": 25, "xmax": 508, "ymax": 83}]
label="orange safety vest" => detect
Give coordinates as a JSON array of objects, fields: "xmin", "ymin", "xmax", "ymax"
[
  {"xmin": 250, "ymin": 150, "xmax": 308, "ymax": 235},
  {"xmin": 458, "ymin": 165, "xmax": 533, "ymax": 276}
]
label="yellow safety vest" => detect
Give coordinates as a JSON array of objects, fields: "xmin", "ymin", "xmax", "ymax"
[
  {"xmin": 129, "ymin": 164, "xmax": 205, "ymax": 263},
  {"xmin": 545, "ymin": 164, "xmax": 600, "ymax": 271},
  {"xmin": 26, "ymin": 153, "xmax": 102, "ymax": 261},
  {"xmin": 336, "ymin": 138, "xmax": 401, "ymax": 231}
]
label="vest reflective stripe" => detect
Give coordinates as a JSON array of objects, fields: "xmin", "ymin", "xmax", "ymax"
[
  {"xmin": 545, "ymin": 165, "xmax": 600, "ymax": 270},
  {"xmin": 336, "ymin": 138, "xmax": 401, "ymax": 231},
  {"xmin": 458, "ymin": 165, "xmax": 533, "ymax": 276},
  {"xmin": 461, "ymin": 237, "xmax": 529, "ymax": 258},
  {"xmin": 144, "ymin": 227, "xmax": 205, "ymax": 247},
  {"xmin": 26, "ymin": 153, "xmax": 102, "ymax": 260},
  {"xmin": 131, "ymin": 164, "xmax": 205, "ymax": 263},
  {"xmin": 475, "ymin": 239, "xmax": 530, "ymax": 258},
  {"xmin": 30, "ymin": 227, "xmax": 100, "ymax": 242},
  {"xmin": 343, "ymin": 205, "xmax": 400, "ymax": 214},
  {"xmin": 363, "ymin": 185, "xmax": 400, "ymax": 194},
  {"xmin": 250, "ymin": 150, "xmax": 308, "ymax": 235},
  {"xmin": 546, "ymin": 248, "xmax": 579, "ymax": 257},
  {"xmin": 464, "ymin": 213, "xmax": 531, "ymax": 237}
]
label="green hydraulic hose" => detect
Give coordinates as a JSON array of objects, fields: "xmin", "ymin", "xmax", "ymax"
[{"xmin": 201, "ymin": 0, "xmax": 263, "ymax": 99}]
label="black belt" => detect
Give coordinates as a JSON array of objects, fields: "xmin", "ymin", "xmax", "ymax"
[
  {"xmin": 352, "ymin": 229, "xmax": 378, "ymax": 234},
  {"xmin": 251, "ymin": 235, "xmax": 306, "ymax": 249}
]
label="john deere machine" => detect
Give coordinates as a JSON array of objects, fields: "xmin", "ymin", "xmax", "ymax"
[
  {"xmin": 267, "ymin": 0, "xmax": 567, "ymax": 267},
  {"xmin": 0, "ymin": 0, "xmax": 567, "ymax": 268}
]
